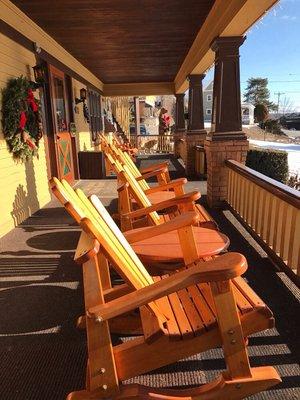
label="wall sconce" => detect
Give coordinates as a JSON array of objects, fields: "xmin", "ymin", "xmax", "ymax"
[
  {"xmin": 32, "ymin": 64, "xmax": 46, "ymax": 89},
  {"xmin": 75, "ymin": 88, "xmax": 90, "ymax": 123},
  {"xmin": 75, "ymin": 88, "xmax": 87, "ymax": 104}
]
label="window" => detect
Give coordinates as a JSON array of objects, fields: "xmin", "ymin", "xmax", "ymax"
[
  {"xmin": 206, "ymin": 108, "xmax": 212, "ymax": 115},
  {"xmin": 88, "ymin": 90, "xmax": 102, "ymax": 141},
  {"xmin": 207, "ymin": 94, "xmax": 212, "ymax": 102},
  {"xmin": 53, "ymin": 76, "xmax": 67, "ymax": 132}
]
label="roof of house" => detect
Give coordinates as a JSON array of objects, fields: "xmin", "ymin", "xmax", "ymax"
[{"xmin": 204, "ymin": 81, "xmax": 214, "ymax": 91}]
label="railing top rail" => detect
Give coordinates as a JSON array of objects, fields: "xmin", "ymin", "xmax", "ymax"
[
  {"xmin": 133, "ymin": 134, "xmax": 174, "ymax": 137},
  {"xmin": 226, "ymin": 159, "xmax": 300, "ymax": 209}
]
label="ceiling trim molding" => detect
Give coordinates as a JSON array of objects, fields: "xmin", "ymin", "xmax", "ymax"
[
  {"xmin": 103, "ymin": 82, "xmax": 175, "ymax": 97},
  {"xmin": 174, "ymin": 0, "xmax": 279, "ymax": 93}
]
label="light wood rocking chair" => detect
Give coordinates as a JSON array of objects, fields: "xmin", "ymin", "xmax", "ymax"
[
  {"xmin": 61, "ymin": 186, "xmax": 280, "ymax": 399},
  {"xmin": 51, "ymin": 178, "xmax": 227, "ymax": 271},
  {"xmin": 102, "ymin": 133, "xmax": 171, "ymax": 185},
  {"xmin": 101, "ymin": 152, "xmax": 216, "ymax": 232},
  {"xmin": 102, "ymin": 137, "xmax": 183, "ymax": 204}
]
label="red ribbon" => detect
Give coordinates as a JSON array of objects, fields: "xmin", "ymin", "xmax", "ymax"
[
  {"xmin": 19, "ymin": 111, "xmax": 27, "ymax": 130},
  {"xmin": 26, "ymin": 137, "xmax": 36, "ymax": 149},
  {"xmin": 27, "ymin": 88, "xmax": 38, "ymax": 112}
]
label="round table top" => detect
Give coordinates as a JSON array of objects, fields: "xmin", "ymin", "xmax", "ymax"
[{"xmin": 131, "ymin": 227, "xmax": 229, "ymax": 263}]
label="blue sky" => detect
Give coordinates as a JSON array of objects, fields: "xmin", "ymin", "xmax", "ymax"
[{"xmin": 204, "ymin": 0, "xmax": 300, "ymax": 111}]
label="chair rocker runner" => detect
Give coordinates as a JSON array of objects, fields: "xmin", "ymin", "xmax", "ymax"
[{"xmin": 62, "ymin": 186, "xmax": 280, "ymax": 399}]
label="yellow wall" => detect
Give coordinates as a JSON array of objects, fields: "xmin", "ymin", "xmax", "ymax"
[
  {"xmin": 72, "ymin": 78, "xmax": 94, "ymax": 151},
  {"xmin": 0, "ymin": 32, "xmax": 52, "ymax": 238}
]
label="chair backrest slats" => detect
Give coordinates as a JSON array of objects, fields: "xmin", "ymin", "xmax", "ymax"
[
  {"xmin": 114, "ymin": 146, "xmax": 149, "ymax": 191},
  {"xmin": 52, "ymin": 178, "xmax": 167, "ymax": 322},
  {"xmin": 122, "ymin": 164, "xmax": 161, "ymax": 225},
  {"xmin": 101, "ymin": 135, "xmax": 150, "ymax": 191},
  {"xmin": 102, "ymin": 147, "xmax": 161, "ymax": 226},
  {"xmin": 60, "ymin": 180, "xmax": 154, "ymax": 290}
]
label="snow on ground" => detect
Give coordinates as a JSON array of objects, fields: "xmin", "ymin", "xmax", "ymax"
[
  {"xmin": 250, "ymin": 140, "xmax": 300, "ymax": 175},
  {"xmin": 203, "ymin": 123, "xmax": 300, "ymax": 175}
]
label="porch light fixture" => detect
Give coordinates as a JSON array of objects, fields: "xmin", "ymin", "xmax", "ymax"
[
  {"xmin": 31, "ymin": 63, "xmax": 47, "ymax": 89},
  {"xmin": 75, "ymin": 88, "xmax": 87, "ymax": 104}
]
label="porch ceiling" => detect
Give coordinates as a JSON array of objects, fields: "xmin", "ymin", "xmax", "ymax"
[
  {"xmin": 12, "ymin": 0, "xmax": 215, "ymax": 84},
  {"xmin": 11, "ymin": 0, "xmax": 279, "ymax": 95}
]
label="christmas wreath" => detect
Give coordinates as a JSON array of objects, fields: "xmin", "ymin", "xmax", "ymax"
[{"xmin": 1, "ymin": 76, "xmax": 42, "ymax": 161}]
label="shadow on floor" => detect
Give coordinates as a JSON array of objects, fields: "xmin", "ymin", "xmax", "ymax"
[{"xmin": 0, "ymin": 162, "xmax": 299, "ymax": 399}]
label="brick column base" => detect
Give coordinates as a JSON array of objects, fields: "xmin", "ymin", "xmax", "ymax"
[
  {"xmin": 204, "ymin": 137, "xmax": 249, "ymax": 208},
  {"xmin": 185, "ymin": 131, "xmax": 207, "ymax": 177},
  {"xmin": 173, "ymin": 131, "xmax": 185, "ymax": 158}
]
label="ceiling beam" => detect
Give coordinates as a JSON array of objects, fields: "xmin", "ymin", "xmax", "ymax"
[
  {"xmin": 103, "ymin": 82, "xmax": 175, "ymax": 97},
  {"xmin": 174, "ymin": 0, "xmax": 279, "ymax": 93}
]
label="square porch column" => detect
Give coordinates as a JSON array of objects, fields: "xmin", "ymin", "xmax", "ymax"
[
  {"xmin": 205, "ymin": 36, "xmax": 249, "ymax": 208},
  {"xmin": 185, "ymin": 74, "xmax": 207, "ymax": 177},
  {"xmin": 174, "ymin": 93, "xmax": 186, "ymax": 158}
]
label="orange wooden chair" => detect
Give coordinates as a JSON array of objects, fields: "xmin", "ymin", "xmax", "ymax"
[
  {"xmin": 103, "ymin": 133, "xmax": 170, "ymax": 183},
  {"xmin": 100, "ymin": 152, "xmax": 216, "ymax": 231},
  {"xmin": 51, "ymin": 178, "xmax": 227, "ymax": 271},
  {"xmin": 101, "ymin": 136, "xmax": 179, "ymax": 198},
  {"xmin": 60, "ymin": 185, "xmax": 280, "ymax": 399}
]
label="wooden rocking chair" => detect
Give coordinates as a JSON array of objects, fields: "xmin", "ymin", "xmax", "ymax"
[
  {"xmin": 63, "ymin": 187, "xmax": 280, "ymax": 399},
  {"xmin": 51, "ymin": 178, "xmax": 228, "ymax": 273},
  {"xmin": 102, "ymin": 137, "xmax": 180, "ymax": 200},
  {"xmin": 101, "ymin": 152, "xmax": 216, "ymax": 231},
  {"xmin": 102, "ymin": 133, "xmax": 171, "ymax": 184}
]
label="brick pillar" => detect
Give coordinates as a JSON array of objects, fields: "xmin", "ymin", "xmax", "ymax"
[
  {"xmin": 185, "ymin": 74, "xmax": 207, "ymax": 177},
  {"xmin": 205, "ymin": 36, "xmax": 249, "ymax": 208},
  {"xmin": 174, "ymin": 93, "xmax": 186, "ymax": 158}
]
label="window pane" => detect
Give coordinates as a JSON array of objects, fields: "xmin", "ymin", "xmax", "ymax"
[{"xmin": 53, "ymin": 77, "xmax": 67, "ymax": 132}]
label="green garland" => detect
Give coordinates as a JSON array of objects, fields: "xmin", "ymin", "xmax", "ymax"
[{"xmin": 1, "ymin": 76, "xmax": 42, "ymax": 161}]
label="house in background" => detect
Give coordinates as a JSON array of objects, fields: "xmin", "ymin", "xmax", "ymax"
[
  {"xmin": 203, "ymin": 81, "xmax": 214, "ymax": 122},
  {"xmin": 203, "ymin": 81, "xmax": 255, "ymax": 125},
  {"xmin": 242, "ymin": 103, "xmax": 255, "ymax": 125}
]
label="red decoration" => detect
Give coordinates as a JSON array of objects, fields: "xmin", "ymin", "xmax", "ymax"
[
  {"xmin": 22, "ymin": 130, "xmax": 37, "ymax": 149},
  {"xmin": 19, "ymin": 89, "xmax": 40, "ymax": 147},
  {"xmin": 27, "ymin": 88, "xmax": 38, "ymax": 112},
  {"xmin": 19, "ymin": 111, "xmax": 27, "ymax": 130}
]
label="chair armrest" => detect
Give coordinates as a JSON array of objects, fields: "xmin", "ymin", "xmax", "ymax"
[
  {"xmin": 74, "ymin": 231, "xmax": 100, "ymax": 264},
  {"xmin": 117, "ymin": 182, "xmax": 130, "ymax": 193},
  {"xmin": 88, "ymin": 252, "xmax": 247, "ymax": 322},
  {"xmin": 145, "ymin": 178, "xmax": 187, "ymax": 194},
  {"xmin": 136, "ymin": 166, "xmax": 168, "ymax": 181},
  {"xmin": 140, "ymin": 161, "xmax": 169, "ymax": 174},
  {"xmin": 122, "ymin": 191, "xmax": 200, "ymax": 220},
  {"xmin": 124, "ymin": 211, "xmax": 200, "ymax": 243}
]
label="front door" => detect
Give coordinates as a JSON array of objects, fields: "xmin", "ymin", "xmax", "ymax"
[{"xmin": 49, "ymin": 65, "xmax": 75, "ymax": 183}]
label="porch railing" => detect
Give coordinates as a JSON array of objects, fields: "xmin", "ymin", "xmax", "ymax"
[
  {"xmin": 131, "ymin": 134, "xmax": 174, "ymax": 154},
  {"xmin": 226, "ymin": 160, "xmax": 300, "ymax": 284}
]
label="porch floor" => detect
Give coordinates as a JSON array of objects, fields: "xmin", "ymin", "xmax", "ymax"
[{"xmin": 0, "ymin": 155, "xmax": 299, "ymax": 399}]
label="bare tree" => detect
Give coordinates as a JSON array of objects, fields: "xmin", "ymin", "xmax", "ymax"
[{"xmin": 280, "ymin": 96, "xmax": 296, "ymax": 115}]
